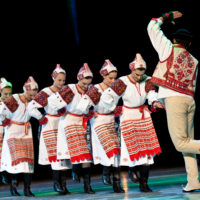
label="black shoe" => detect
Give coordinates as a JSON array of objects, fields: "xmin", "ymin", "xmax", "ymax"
[
  {"xmin": 10, "ymin": 175, "xmax": 20, "ymax": 196},
  {"xmin": 54, "ymin": 182, "xmax": 66, "ymax": 194},
  {"xmin": 10, "ymin": 185, "xmax": 20, "ymax": 196},
  {"xmin": 84, "ymin": 184, "xmax": 95, "ymax": 194},
  {"xmin": 24, "ymin": 187, "xmax": 35, "ymax": 197},
  {"xmin": 113, "ymin": 181, "xmax": 125, "ymax": 193},
  {"xmin": 52, "ymin": 170, "xmax": 66, "ymax": 194},
  {"xmin": 102, "ymin": 175, "xmax": 112, "ymax": 186},
  {"xmin": 138, "ymin": 165, "xmax": 152, "ymax": 192},
  {"xmin": 139, "ymin": 182, "xmax": 152, "ymax": 192}
]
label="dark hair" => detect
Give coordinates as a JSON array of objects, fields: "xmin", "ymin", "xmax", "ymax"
[
  {"xmin": 84, "ymin": 76, "xmax": 93, "ymax": 80},
  {"xmin": 174, "ymin": 38, "xmax": 191, "ymax": 50},
  {"xmin": 135, "ymin": 68, "xmax": 146, "ymax": 71}
]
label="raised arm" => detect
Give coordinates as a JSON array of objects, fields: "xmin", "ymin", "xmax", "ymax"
[{"xmin": 147, "ymin": 11, "xmax": 183, "ymax": 61}]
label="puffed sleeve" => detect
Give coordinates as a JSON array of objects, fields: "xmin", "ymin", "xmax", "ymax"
[
  {"xmin": 99, "ymin": 78, "xmax": 127, "ymax": 113},
  {"xmin": 0, "ymin": 96, "xmax": 18, "ymax": 121},
  {"xmin": 27, "ymin": 90, "xmax": 49, "ymax": 120},
  {"xmin": 48, "ymin": 85, "xmax": 74, "ymax": 111},
  {"xmin": 76, "ymin": 86, "xmax": 101, "ymax": 114}
]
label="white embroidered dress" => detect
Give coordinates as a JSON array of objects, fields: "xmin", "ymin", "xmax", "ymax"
[
  {"xmin": 76, "ymin": 84, "xmax": 120, "ymax": 167},
  {"xmin": 0, "ymin": 94, "xmax": 34, "ymax": 174},
  {"xmin": 28, "ymin": 87, "xmax": 71, "ymax": 170},
  {"xmin": 48, "ymin": 84, "xmax": 93, "ymax": 164},
  {"xmin": 99, "ymin": 76, "xmax": 162, "ymax": 167}
]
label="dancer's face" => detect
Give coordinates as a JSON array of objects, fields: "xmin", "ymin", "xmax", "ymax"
[
  {"xmin": 78, "ymin": 77, "xmax": 92, "ymax": 92},
  {"xmin": 25, "ymin": 89, "xmax": 38, "ymax": 101},
  {"xmin": 131, "ymin": 69, "xmax": 145, "ymax": 82},
  {"xmin": 1, "ymin": 87, "xmax": 12, "ymax": 101},
  {"xmin": 103, "ymin": 71, "xmax": 117, "ymax": 86},
  {"xmin": 54, "ymin": 73, "xmax": 66, "ymax": 89}
]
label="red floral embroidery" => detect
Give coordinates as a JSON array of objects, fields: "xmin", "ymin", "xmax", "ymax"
[
  {"xmin": 172, "ymin": 50, "xmax": 195, "ymax": 84},
  {"xmin": 4, "ymin": 96, "xmax": 19, "ymax": 113},
  {"xmin": 86, "ymin": 86, "xmax": 101, "ymax": 105},
  {"xmin": 145, "ymin": 79, "xmax": 157, "ymax": 93},
  {"xmin": 110, "ymin": 79, "xmax": 127, "ymax": 96},
  {"xmin": 34, "ymin": 91, "xmax": 49, "ymax": 107},
  {"xmin": 59, "ymin": 85, "xmax": 74, "ymax": 104}
]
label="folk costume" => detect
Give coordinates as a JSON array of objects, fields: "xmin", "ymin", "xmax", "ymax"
[
  {"xmin": 48, "ymin": 63, "xmax": 95, "ymax": 194},
  {"xmin": 0, "ymin": 76, "xmax": 38, "ymax": 197},
  {"xmin": 76, "ymin": 60, "xmax": 124, "ymax": 193},
  {"xmin": 99, "ymin": 54, "xmax": 162, "ymax": 192},
  {"xmin": 27, "ymin": 64, "xmax": 71, "ymax": 194},
  {"xmin": 147, "ymin": 12, "xmax": 200, "ymax": 192},
  {"xmin": 0, "ymin": 78, "xmax": 12, "ymax": 184}
]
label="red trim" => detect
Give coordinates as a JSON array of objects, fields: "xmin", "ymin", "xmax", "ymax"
[
  {"xmin": 97, "ymin": 112, "xmax": 114, "ymax": 116},
  {"xmin": 48, "ymin": 155, "xmax": 59, "ymax": 163},
  {"xmin": 68, "ymin": 112, "xmax": 83, "ymax": 117},
  {"xmin": 12, "ymin": 158, "xmax": 34, "ymax": 166},
  {"xmin": 129, "ymin": 147, "xmax": 162, "ymax": 162},
  {"xmin": 127, "ymin": 75, "xmax": 141, "ymax": 96},
  {"xmin": 151, "ymin": 77, "xmax": 194, "ymax": 97},
  {"xmin": 70, "ymin": 153, "xmax": 92, "ymax": 163},
  {"xmin": 106, "ymin": 148, "xmax": 120, "ymax": 158}
]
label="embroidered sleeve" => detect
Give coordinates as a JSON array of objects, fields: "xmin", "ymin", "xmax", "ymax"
[
  {"xmin": 145, "ymin": 79, "xmax": 158, "ymax": 93},
  {"xmin": 34, "ymin": 91, "xmax": 49, "ymax": 107},
  {"xmin": 86, "ymin": 86, "xmax": 101, "ymax": 105},
  {"xmin": 4, "ymin": 96, "xmax": 19, "ymax": 113},
  {"xmin": 110, "ymin": 79, "xmax": 127, "ymax": 96},
  {"xmin": 58, "ymin": 85, "xmax": 74, "ymax": 104}
]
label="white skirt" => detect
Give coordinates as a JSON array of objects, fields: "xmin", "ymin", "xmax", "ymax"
[{"xmin": 1, "ymin": 124, "xmax": 34, "ymax": 174}]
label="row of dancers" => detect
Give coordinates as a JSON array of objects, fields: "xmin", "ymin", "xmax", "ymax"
[{"xmin": 0, "ymin": 10, "xmax": 200, "ymax": 197}]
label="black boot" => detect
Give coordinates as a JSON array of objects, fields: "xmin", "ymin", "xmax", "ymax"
[
  {"xmin": 2, "ymin": 171, "xmax": 10, "ymax": 184},
  {"xmin": 102, "ymin": 166, "xmax": 112, "ymax": 186},
  {"xmin": 24, "ymin": 173, "xmax": 35, "ymax": 197},
  {"xmin": 10, "ymin": 174, "xmax": 20, "ymax": 196},
  {"xmin": 82, "ymin": 167, "xmax": 95, "ymax": 194},
  {"xmin": 72, "ymin": 164, "xmax": 81, "ymax": 183},
  {"xmin": 60, "ymin": 170, "xmax": 70, "ymax": 195},
  {"xmin": 139, "ymin": 165, "xmax": 152, "ymax": 192},
  {"xmin": 128, "ymin": 166, "xmax": 140, "ymax": 184},
  {"xmin": 112, "ymin": 167, "xmax": 124, "ymax": 193},
  {"xmin": 52, "ymin": 170, "xmax": 65, "ymax": 194}
]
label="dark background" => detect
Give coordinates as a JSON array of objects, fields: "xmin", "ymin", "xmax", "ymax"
[{"xmin": 1, "ymin": 0, "xmax": 200, "ymax": 181}]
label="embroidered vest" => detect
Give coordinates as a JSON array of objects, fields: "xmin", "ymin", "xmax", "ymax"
[{"xmin": 151, "ymin": 44, "xmax": 198, "ymax": 97}]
